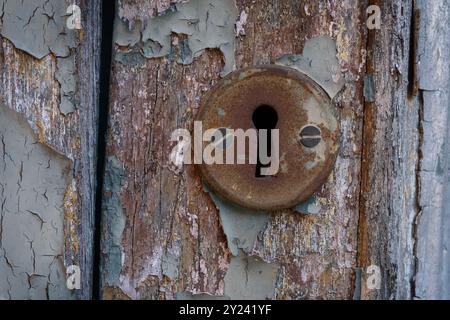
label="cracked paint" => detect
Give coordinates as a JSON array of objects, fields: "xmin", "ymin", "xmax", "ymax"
[
  {"xmin": 0, "ymin": 0, "xmax": 79, "ymax": 59},
  {"xmin": 223, "ymin": 251, "xmax": 279, "ymax": 299},
  {"xmin": 114, "ymin": 0, "xmax": 238, "ymax": 76},
  {"xmin": 104, "ymin": 0, "xmax": 366, "ymax": 300},
  {"xmin": 276, "ymin": 36, "xmax": 344, "ymax": 99},
  {"xmin": 200, "ymin": 184, "xmax": 279, "ymax": 299},
  {"xmin": 0, "ymin": 0, "xmax": 81, "ymax": 115},
  {"xmin": 0, "ymin": 103, "xmax": 74, "ymax": 299},
  {"xmin": 55, "ymin": 55, "xmax": 77, "ymax": 115}
]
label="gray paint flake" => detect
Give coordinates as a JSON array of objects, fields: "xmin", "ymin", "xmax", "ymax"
[
  {"xmin": 276, "ymin": 36, "xmax": 344, "ymax": 99},
  {"xmin": 113, "ymin": 17, "xmax": 141, "ymax": 47},
  {"xmin": 56, "ymin": 55, "xmax": 77, "ymax": 115},
  {"xmin": 224, "ymin": 251, "xmax": 278, "ymax": 300},
  {"xmin": 0, "ymin": 104, "xmax": 74, "ymax": 299},
  {"xmin": 0, "ymin": 0, "xmax": 79, "ymax": 59},
  {"xmin": 363, "ymin": 75, "xmax": 375, "ymax": 103},
  {"xmin": 203, "ymin": 183, "xmax": 270, "ymax": 257},
  {"xmin": 200, "ymin": 184, "xmax": 279, "ymax": 300},
  {"xmin": 114, "ymin": 0, "xmax": 238, "ymax": 76},
  {"xmin": 101, "ymin": 156, "xmax": 126, "ymax": 288},
  {"xmin": 177, "ymin": 251, "xmax": 279, "ymax": 300},
  {"xmin": 293, "ymin": 196, "xmax": 322, "ymax": 215},
  {"xmin": 161, "ymin": 249, "xmax": 179, "ymax": 280},
  {"xmin": 0, "ymin": 0, "xmax": 80, "ymax": 116}
]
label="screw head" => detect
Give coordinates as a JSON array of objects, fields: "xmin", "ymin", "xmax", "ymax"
[{"xmin": 299, "ymin": 125, "xmax": 321, "ymax": 148}]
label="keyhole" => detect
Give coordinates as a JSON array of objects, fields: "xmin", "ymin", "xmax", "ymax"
[{"xmin": 252, "ymin": 105, "xmax": 278, "ymax": 177}]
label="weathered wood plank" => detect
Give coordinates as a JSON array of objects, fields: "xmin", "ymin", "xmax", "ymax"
[
  {"xmin": 357, "ymin": 0, "xmax": 450, "ymax": 300},
  {"xmin": 101, "ymin": 0, "xmax": 366, "ymax": 299},
  {"xmin": 357, "ymin": 0, "xmax": 418, "ymax": 299},
  {"xmin": 414, "ymin": 0, "xmax": 450, "ymax": 299},
  {"xmin": 0, "ymin": 0, "xmax": 101, "ymax": 299}
]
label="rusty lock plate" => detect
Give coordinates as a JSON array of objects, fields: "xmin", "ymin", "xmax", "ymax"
[{"xmin": 196, "ymin": 65, "xmax": 339, "ymax": 211}]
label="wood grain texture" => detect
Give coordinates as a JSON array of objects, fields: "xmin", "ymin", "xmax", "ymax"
[
  {"xmin": 414, "ymin": 0, "xmax": 450, "ymax": 299},
  {"xmin": 357, "ymin": 0, "xmax": 418, "ymax": 300},
  {"xmin": 358, "ymin": 0, "xmax": 450, "ymax": 300}
]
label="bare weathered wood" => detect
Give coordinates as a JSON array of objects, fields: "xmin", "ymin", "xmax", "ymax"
[
  {"xmin": 75, "ymin": 0, "xmax": 102, "ymax": 299},
  {"xmin": 357, "ymin": 0, "xmax": 419, "ymax": 299},
  {"xmin": 358, "ymin": 0, "xmax": 450, "ymax": 300},
  {"xmin": 413, "ymin": 0, "xmax": 450, "ymax": 299}
]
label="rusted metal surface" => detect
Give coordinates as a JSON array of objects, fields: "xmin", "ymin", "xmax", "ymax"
[{"xmin": 197, "ymin": 65, "xmax": 340, "ymax": 210}]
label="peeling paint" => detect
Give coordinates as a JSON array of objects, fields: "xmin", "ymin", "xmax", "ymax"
[
  {"xmin": 0, "ymin": 0, "xmax": 79, "ymax": 59},
  {"xmin": 117, "ymin": 0, "xmax": 187, "ymax": 24},
  {"xmin": 293, "ymin": 196, "xmax": 322, "ymax": 215},
  {"xmin": 276, "ymin": 36, "xmax": 344, "ymax": 99},
  {"xmin": 104, "ymin": 0, "xmax": 366, "ymax": 300},
  {"xmin": 199, "ymin": 181, "xmax": 280, "ymax": 300},
  {"xmin": 363, "ymin": 75, "xmax": 375, "ymax": 102},
  {"xmin": 0, "ymin": 0, "xmax": 81, "ymax": 116},
  {"xmin": 113, "ymin": 17, "xmax": 141, "ymax": 47},
  {"xmin": 55, "ymin": 55, "xmax": 77, "ymax": 115},
  {"xmin": 114, "ymin": 0, "xmax": 238, "ymax": 76},
  {"xmin": 115, "ymin": 49, "xmax": 146, "ymax": 68},
  {"xmin": 101, "ymin": 156, "xmax": 126, "ymax": 288},
  {"xmin": 224, "ymin": 251, "xmax": 279, "ymax": 299},
  {"xmin": 203, "ymin": 183, "xmax": 270, "ymax": 257},
  {"xmin": 162, "ymin": 249, "xmax": 180, "ymax": 280},
  {"xmin": 177, "ymin": 251, "xmax": 278, "ymax": 300},
  {"xmin": 0, "ymin": 103, "xmax": 74, "ymax": 299}
]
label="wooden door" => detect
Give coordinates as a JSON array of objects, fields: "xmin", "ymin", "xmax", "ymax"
[{"xmin": 0, "ymin": 0, "xmax": 449, "ymax": 300}]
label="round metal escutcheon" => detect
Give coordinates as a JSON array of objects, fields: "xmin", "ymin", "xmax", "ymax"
[{"xmin": 196, "ymin": 65, "xmax": 340, "ymax": 211}]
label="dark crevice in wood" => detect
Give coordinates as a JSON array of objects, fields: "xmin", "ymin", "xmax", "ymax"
[
  {"xmin": 93, "ymin": 0, "xmax": 116, "ymax": 300},
  {"xmin": 411, "ymin": 89, "xmax": 424, "ymax": 299},
  {"xmin": 408, "ymin": 0, "xmax": 421, "ymax": 299}
]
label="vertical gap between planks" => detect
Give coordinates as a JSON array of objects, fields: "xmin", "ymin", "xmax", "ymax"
[{"xmin": 93, "ymin": 0, "xmax": 116, "ymax": 300}]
